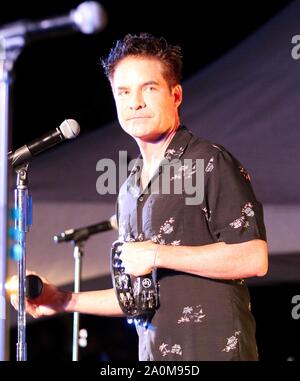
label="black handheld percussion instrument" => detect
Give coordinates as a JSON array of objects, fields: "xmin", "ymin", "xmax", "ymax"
[{"xmin": 110, "ymin": 240, "xmax": 159, "ymax": 322}]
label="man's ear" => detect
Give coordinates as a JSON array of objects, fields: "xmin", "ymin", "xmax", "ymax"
[{"xmin": 173, "ymin": 85, "xmax": 183, "ymax": 108}]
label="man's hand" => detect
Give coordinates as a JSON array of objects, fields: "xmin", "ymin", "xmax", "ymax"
[
  {"xmin": 10, "ymin": 271, "xmax": 71, "ymax": 319},
  {"xmin": 121, "ymin": 240, "xmax": 158, "ymax": 276}
]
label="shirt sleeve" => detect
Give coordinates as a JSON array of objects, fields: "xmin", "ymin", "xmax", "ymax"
[{"xmin": 205, "ymin": 149, "xmax": 267, "ymax": 244}]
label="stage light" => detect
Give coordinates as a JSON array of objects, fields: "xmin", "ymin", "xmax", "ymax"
[{"xmin": 4, "ymin": 276, "xmax": 18, "ymax": 295}]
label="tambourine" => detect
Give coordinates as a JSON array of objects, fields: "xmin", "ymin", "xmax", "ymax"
[{"xmin": 110, "ymin": 240, "xmax": 159, "ymax": 321}]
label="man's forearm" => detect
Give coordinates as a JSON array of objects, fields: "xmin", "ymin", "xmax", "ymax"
[
  {"xmin": 155, "ymin": 239, "xmax": 268, "ymax": 279},
  {"xmin": 64, "ymin": 288, "xmax": 125, "ymax": 317}
]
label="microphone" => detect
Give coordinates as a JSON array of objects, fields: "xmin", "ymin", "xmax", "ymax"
[
  {"xmin": 54, "ymin": 215, "xmax": 118, "ymax": 243},
  {"xmin": 5, "ymin": 274, "xmax": 44, "ymax": 300},
  {"xmin": 8, "ymin": 119, "xmax": 80, "ymax": 168},
  {"xmin": 0, "ymin": 1, "xmax": 107, "ymax": 42},
  {"xmin": 26, "ymin": 274, "xmax": 43, "ymax": 300}
]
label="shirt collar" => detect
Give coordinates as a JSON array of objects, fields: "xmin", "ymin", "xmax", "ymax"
[
  {"xmin": 127, "ymin": 126, "xmax": 193, "ymax": 196},
  {"xmin": 163, "ymin": 125, "xmax": 192, "ymax": 162},
  {"xmin": 129, "ymin": 125, "xmax": 192, "ymax": 177}
]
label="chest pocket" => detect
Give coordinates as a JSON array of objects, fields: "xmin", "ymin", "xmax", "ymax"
[{"xmin": 143, "ymin": 193, "xmax": 185, "ymax": 245}]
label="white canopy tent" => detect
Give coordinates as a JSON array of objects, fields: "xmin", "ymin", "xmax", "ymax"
[{"xmin": 7, "ymin": 0, "xmax": 300, "ymax": 288}]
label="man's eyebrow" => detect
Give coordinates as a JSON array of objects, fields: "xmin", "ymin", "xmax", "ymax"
[
  {"xmin": 142, "ymin": 81, "xmax": 160, "ymax": 87},
  {"xmin": 116, "ymin": 81, "xmax": 160, "ymax": 90}
]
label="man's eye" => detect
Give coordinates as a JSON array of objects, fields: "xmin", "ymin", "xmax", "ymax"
[
  {"xmin": 118, "ymin": 90, "xmax": 129, "ymax": 96},
  {"xmin": 145, "ymin": 86, "xmax": 155, "ymax": 92}
]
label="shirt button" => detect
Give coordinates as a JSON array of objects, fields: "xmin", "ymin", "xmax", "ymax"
[{"xmin": 138, "ymin": 196, "xmax": 144, "ymax": 202}]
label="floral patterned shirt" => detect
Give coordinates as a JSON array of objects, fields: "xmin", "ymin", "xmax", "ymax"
[{"xmin": 116, "ymin": 125, "xmax": 267, "ymax": 361}]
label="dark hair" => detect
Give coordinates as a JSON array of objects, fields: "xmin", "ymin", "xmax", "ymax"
[{"xmin": 101, "ymin": 33, "xmax": 183, "ymax": 87}]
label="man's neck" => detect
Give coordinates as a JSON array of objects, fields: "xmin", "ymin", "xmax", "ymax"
[{"xmin": 137, "ymin": 125, "xmax": 179, "ymax": 179}]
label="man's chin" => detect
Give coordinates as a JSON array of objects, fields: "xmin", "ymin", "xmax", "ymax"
[
  {"xmin": 123, "ymin": 125, "xmax": 153, "ymax": 139},
  {"xmin": 121, "ymin": 122, "xmax": 167, "ymax": 142}
]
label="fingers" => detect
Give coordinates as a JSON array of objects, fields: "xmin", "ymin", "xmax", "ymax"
[
  {"xmin": 28, "ymin": 304, "xmax": 42, "ymax": 319},
  {"xmin": 10, "ymin": 294, "xmax": 18, "ymax": 310},
  {"xmin": 9, "ymin": 271, "xmax": 58, "ymax": 319},
  {"xmin": 10, "ymin": 292, "xmax": 41, "ymax": 319}
]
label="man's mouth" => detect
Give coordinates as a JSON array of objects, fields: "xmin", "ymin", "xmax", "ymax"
[{"xmin": 127, "ymin": 116, "xmax": 151, "ymax": 121}]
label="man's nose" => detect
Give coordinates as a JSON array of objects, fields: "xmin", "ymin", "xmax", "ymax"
[{"xmin": 129, "ymin": 93, "xmax": 146, "ymax": 110}]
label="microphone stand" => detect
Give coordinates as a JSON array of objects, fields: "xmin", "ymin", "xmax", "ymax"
[
  {"xmin": 57, "ymin": 229, "xmax": 94, "ymax": 361},
  {"xmin": 71, "ymin": 239, "xmax": 85, "ymax": 361},
  {"xmin": 0, "ymin": 34, "xmax": 26, "ymax": 361},
  {"xmin": 14, "ymin": 164, "xmax": 32, "ymax": 361}
]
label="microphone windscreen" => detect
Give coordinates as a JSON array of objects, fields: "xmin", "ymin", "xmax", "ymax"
[
  {"xmin": 59, "ymin": 119, "xmax": 80, "ymax": 139},
  {"xmin": 71, "ymin": 1, "xmax": 108, "ymax": 34}
]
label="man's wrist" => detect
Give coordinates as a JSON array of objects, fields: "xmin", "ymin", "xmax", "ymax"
[
  {"xmin": 62, "ymin": 290, "xmax": 75, "ymax": 313},
  {"xmin": 152, "ymin": 244, "xmax": 162, "ymax": 269},
  {"xmin": 152, "ymin": 245, "xmax": 158, "ymax": 269}
]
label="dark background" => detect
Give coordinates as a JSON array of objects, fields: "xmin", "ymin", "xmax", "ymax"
[
  {"xmin": 0, "ymin": 0, "xmax": 293, "ymax": 148},
  {"xmin": 2, "ymin": 0, "xmax": 300, "ymax": 361}
]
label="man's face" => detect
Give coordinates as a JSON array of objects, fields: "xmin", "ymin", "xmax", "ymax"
[{"xmin": 111, "ymin": 56, "xmax": 182, "ymax": 142}]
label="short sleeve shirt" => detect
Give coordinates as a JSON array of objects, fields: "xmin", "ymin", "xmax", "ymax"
[{"xmin": 116, "ymin": 126, "xmax": 267, "ymax": 361}]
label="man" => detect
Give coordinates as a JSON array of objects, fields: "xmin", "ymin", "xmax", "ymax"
[{"xmin": 11, "ymin": 33, "xmax": 268, "ymax": 361}]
